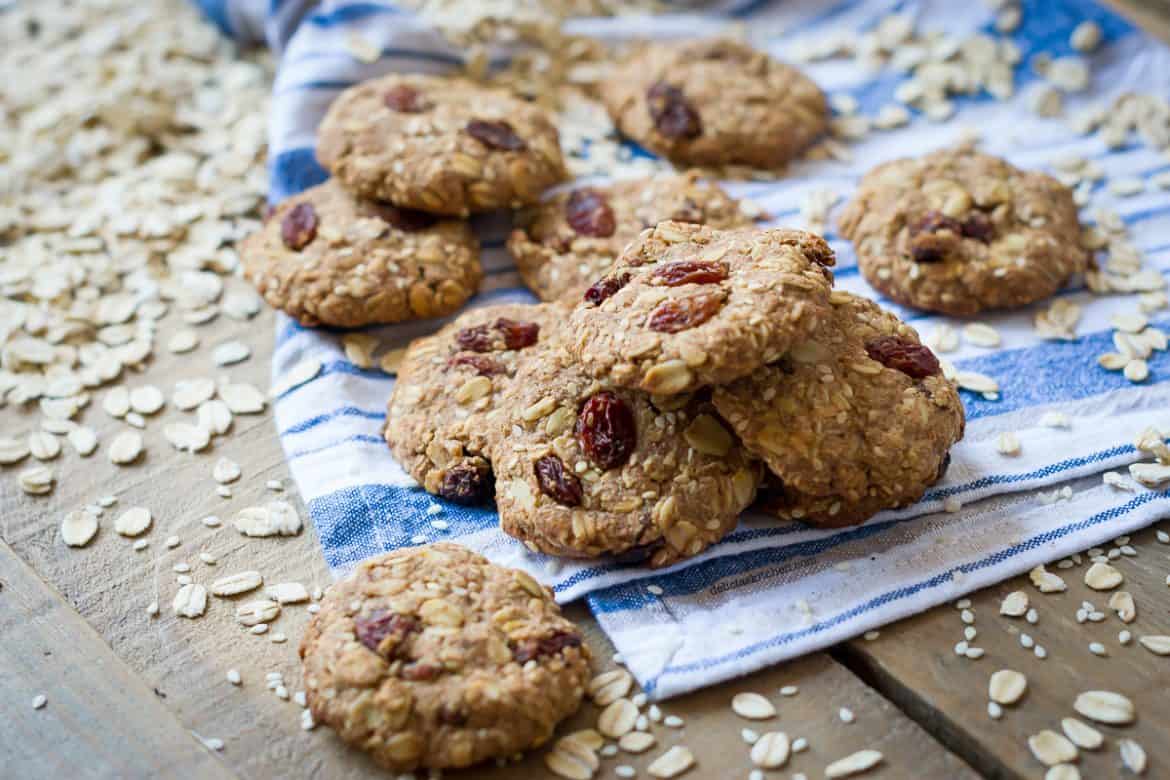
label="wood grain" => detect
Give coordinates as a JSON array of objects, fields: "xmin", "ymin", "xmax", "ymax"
[
  {"xmin": 1101, "ymin": 0, "xmax": 1170, "ymax": 43},
  {"xmin": 0, "ymin": 540, "xmax": 239, "ymax": 779},
  {"xmin": 839, "ymin": 525, "xmax": 1170, "ymax": 779}
]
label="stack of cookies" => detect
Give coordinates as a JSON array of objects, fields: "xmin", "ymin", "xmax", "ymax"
[{"xmin": 386, "ymin": 220, "xmax": 966, "ymax": 568}]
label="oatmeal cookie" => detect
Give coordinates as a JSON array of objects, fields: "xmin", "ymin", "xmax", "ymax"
[
  {"xmin": 600, "ymin": 38, "xmax": 827, "ymax": 169},
  {"xmin": 838, "ymin": 148, "xmax": 1090, "ymax": 316},
  {"xmin": 491, "ymin": 345, "xmax": 760, "ymax": 567},
  {"xmin": 507, "ymin": 171, "xmax": 755, "ymax": 302},
  {"xmin": 241, "ymin": 180, "xmax": 481, "ymax": 327},
  {"xmin": 713, "ymin": 290, "xmax": 965, "ymax": 527},
  {"xmin": 300, "ymin": 543, "xmax": 590, "ymax": 772},
  {"xmin": 565, "ymin": 221, "xmax": 835, "ymax": 395},
  {"xmin": 384, "ymin": 302, "xmax": 563, "ymax": 505},
  {"xmin": 317, "ymin": 74, "xmax": 567, "ymax": 216}
]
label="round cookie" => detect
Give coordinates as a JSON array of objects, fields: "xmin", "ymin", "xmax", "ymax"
[
  {"xmin": 600, "ymin": 38, "xmax": 827, "ymax": 169},
  {"xmin": 712, "ymin": 290, "xmax": 965, "ymax": 528},
  {"xmin": 300, "ymin": 543, "xmax": 590, "ymax": 772},
  {"xmin": 507, "ymin": 172, "xmax": 755, "ymax": 302},
  {"xmin": 384, "ymin": 302, "xmax": 563, "ymax": 505},
  {"xmin": 491, "ymin": 344, "xmax": 760, "ymax": 567},
  {"xmin": 838, "ymin": 148, "xmax": 1090, "ymax": 316},
  {"xmin": 241, "ymin": 180, "xmax": 481, "ymax": 327},
  {"xmin": 565, "ymin": 221, "xmax": 836, "ymax": 395},
  {"xmin": 317, "ymin": 74, "xmax": 567, "ymax": 216}
]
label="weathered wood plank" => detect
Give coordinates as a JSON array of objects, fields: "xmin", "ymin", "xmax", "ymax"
[
  {"xmin": 0, "ymin": 540, "xmax": 239, "ymax": 779},
  {"xmin": 839, "ymin": 525, "xmax": 1170, "ymax": 779}
]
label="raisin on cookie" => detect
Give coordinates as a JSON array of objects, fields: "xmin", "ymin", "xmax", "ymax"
[
  {"xmin": 300, "ymin": 543, "xmax": 590, "ymax": 772},
  {"xmin": 838, "ymin": 148, "xmax": 1090, "ymax": 316},
  {"xmin": 565, "ymin": 221, "xmax": 835, "ymax": 395},
  {"xmin": 317, "ymin": 74, "xmax": 567, "ymax": 216},
  {"xmin": 491, "ymin": 345, "xmax": 759, "ymax": 567},
  {"xmin": 241, "ymin": 180, "xmax": 481, "ymax": 327},
  {"xmin": 713, "ymin": 290, "xmax": 965, "ymax": 527},
  {"xmin": 507, "ymin": 172, "xmax": 755, "ymax": 302},
  {"xmin": 601, "ymin": 38, "xmax": 827, "ymax": 169},
  {"xmin": 384, "ymin": 303, "xmax": 563, "ymax": 505}
]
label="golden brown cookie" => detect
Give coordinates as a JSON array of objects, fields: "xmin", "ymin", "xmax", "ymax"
[
  {"xmin": 601, "ymin": 38, "xmax": 827, "ymax": 169},
  {"xmin": 838, "ymin": 148, "xmax": 1090, "ymax": 315},
  {"xmin": 713, "ymin": 290, "xmax": 965, "ymax": 527},
  {"xmin": 384, "ymin": 302, "xmax": 564, "ymax": 504},
  {"xmin": 317, "ymin": 74, "xmax": 567, "ymax": 216},
  {"xmin": 241, "ymin": 180, "xmax": 481, "ymax": 327},
  {"xmin": 507, "ymin": 172, "xmax": 755, "ymax": 302},
  {"xmin": 565, "ymin": 221, "xmax": 835, "ymax": 395},
  {"xmin": 491, "ymin": 343, "xmax": 760, "ymax": 567},
  {"xmin": 300, "ymin": 543, "xmax": 590, "ymax": 772}
]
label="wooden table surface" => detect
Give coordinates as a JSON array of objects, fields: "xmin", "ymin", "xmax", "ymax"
[{"xmin": 3, "ymin": 2, "xmax": 1170, "ymax": 780}]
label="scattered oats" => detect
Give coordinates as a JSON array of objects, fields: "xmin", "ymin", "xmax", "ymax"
[
  {"xmin": 234, "ymin": 501, "xmax": 302, "ymax": 537},
  {"xmin": 954, "ymin": 640, "xmax": 969, "ymax": 656},
  {"xmin": 588, "ymin": 669, "xmax": 633, "ymax": 706},
  {"xmin": 646, "ymin": 584, "xmax": 664, "ymax": 596},
  {"xmin": 167, "ymin": 330, "xmax": 200, "ymax": 354},
  {"xmin": 1035, "ymin": 645, "xmax": 1048, "ymax": 659},
  {"xmin": 108, "ymin": 431, "xmax": 143, "ymax": 465},
  {"xmin": 342, "ymin": 333, "xmax": 379, "ymax": 369},
  {"xmin": 1157, "ymin": 530, "xmax": 1169, "ymax": 544},
  {"xmin": 226, "ymin": 669, "xmax": 242, "ymax": 686},
  {"xmin": 996, "ymin": 432, "xmax": 1021, "ymax": 456},
  {"xmin": 0, "ymin": 437, "xmax": 31, "ymax": 465},
  {"xmin": 1060, "ymin": 717, "xmax": 1102, "ymax": 750},
  {"xmin": 825, "ymin": 749, "xmax": 883, "ymax": 778},
  {"xmin": 1129, "ymin": 461, "xmax": 1170, "ymax": 487},
  {"xmin": 943, "ymin": 497, "xmax": 963, "ymax": 513},
  {"xmin": 863, "ymin": 630, "xmax": 880, "ymax": 641},
  {"xmin": 1030, "ymin": 565, "xmax": 1067, "ymax": 593},
  {"xmin": 28, "ymin": 432, "xmax": 61, "ymax": 461},
  {"xmin": 1108, "ymin": 591, "xmax": 1136, "ymax": 623},
  {"xmin": 213, "ymin": 341, "xmax": 251, "ymax": 367},
  {"xmin": 960, "ymin": 609, "xmax": 975, "ymax": 625},
  {"xmin": 199, "ymin": 552, "xmax": 217, "ymax": 566},
  {"xmin": 598, "ymin": 699, "xmax": 639, "ymax": 738},
  {"xmin": 1039, "ymin": 412, "xmax": 1071, "ymax": 429},
  {"xmin": 741, "ymin": 728, "xmax": 759, "ymax": 745},
  {"xmin": 345, "ymin": 31, "xmax": 381, "ymax": 63},
  {"xmin": 32, "ymin": 694, "xmax": 47, "ymax": 710},
  {"xmin": 1084, "ymin": 562, "xmax": 1123, "ymax": 590},
  {"xmin": 663, "ymin": 715, "xmax": 685, "ymax": 729},
  {"xmin": 1074, "ymin": 690, "xmax": 1135, "ymax": 724},
  {"xmin": 66, "ymin": 427, "xmax": 98, "ymax": 457},
  {"xmin": 615, "ymin": 767, "xmax": 636, "ymax": 779},
  {"xmin": 1070, "ymin": 20, "xmax": 1102, "ymax": 52},
  {"xmin": 1104, "ymin": 471, "xmax": 1135, "ymax": 490},
  {"xmin": 197, "ymin": 399, "xmax": 233, "ymax": 435},
  {"xmin": 60, "ymin": 510, "xmax": 99, "ymax": 547},
  {"xmin": 250, "ymin": 624, "xmax": 268, "ymax": 635},
  {"xmin": 838, "ymin": 707, "xmax": 855, "ymax": 724},
  {"xmin": 1088, "ymin": 642, "xmax": 1107, "ymax": 657},
  {"xmin": 165, "ymin": 535, "xmax": 181, "ymax": 549},
  {"xmin": 173, "ymin": 584, "xmax": 208, "ymax": 618},
  {"xmin": 965, "ymin": 647, "xmax": 985, "ymax": 660},
  {"xmin": 1120, "ymin": 629, "xmax": 1133, "ymax": 645},
  {"xmin": 133, "ymin": 540, "xmax": 149, "ymax": 552},
  {"xmin": 114, "ymin": 507, "xmax": 152, "ymax": 537},
  {"xmin": 987, "ymin": 701, "xmax": 1003, "ymax": 720},
  {"xmin": 1109, "ymin": 178, "xmax": 1145, "ymax": 198},
  {"xmin": 124, "ymin": 412, "xmax": 146, "ymax": 429},
  {"xmin": 219, "ymin": 382, "xmax": 266, "ymax": 414},
  {"xmin": 266, "ymin": 582, "xmax": 309, "ymax": 604},
  {"xmin": 270, "ymin": 358, "xmax": 322, "ymax": 397},
  {"xmin": 20, "ymin": 466, "xmax": 55, "ymax": 495},
  {"xmin": 779, "ymin": 685, "xmax": 799, "ymax": 697},
  {"xmin": 146, "ymin": 601, "xmax": 159, "ymax": 617},
  {"xmin": 103, "ymin": 387, "xmax": 131, "ymax": 419},
  {"xmin": 1124, "ymin": 359, "xmax": 1150, "ymax": 383},
  {"xmin": 646, "ymin": 746, "xmax": 694, "ymax": 779},
  {"xmin": 1029, "ymin": 730, "xmax": 1078, "ymax": 766},
  {"xmin": 266, "ymin": 479, "xmax": 284, "ymax": 492},
  {"xmin": 213, "ymin": 457, "xmax": 242, "ymax": 484},
  {"xmin": 128, "ymin": 386, "xmax": 165, "ymax": 416},
  {"xmin": 963, "ymin": 323, "xmax": 1001, "ymax": 348},
  {"xmin": 750, "ymin": 732, "xmax": 790, "ymax": 769},
  {"xmin": 270, "ymin": 633, "xmax": 288, "ymax": 644},
  {"xmin": 236, "ymin": 599, "xmax": 281, "ymax": 627},
  {"xmin": 164, "ymin": 423, "xmax": 211, "ymax": 453},
  {"xmin": 619, "ymin": 731, "xmax": 656, "ymax": 754},
  {"xmin": 1118, "ymin": 738, "xmax": 1147, "ymax": 775},
  {"xmin": 731, "ymin": 692, "xmax": 776, "ymax": 720},
  {"xmin": 988, "ymin": 669, "xmax": 1027, "ymax": 704},
  {"xmin": 1137, "ymin": 635, "xmax": 1170, "ymax": 655},
  {"xmin": 648, "ymin": 705, "xmax": 663, "ymax": 723},
  {"xmin": 173, "ymin": 378, "xmax": 216, "ymax": 411}
]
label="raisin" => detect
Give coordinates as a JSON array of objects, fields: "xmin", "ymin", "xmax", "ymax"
[
  {"xmin": 865, "ymin": 335, "xmax": 941, "ymax": 378},
  {"xmin": 961, "ymin": 211, "xmax": 995, "ymax": 243},
  {"xmin": 466, "ymin": 119, "xmax": 527, "ymax": 151},
  {"xmin": 447, "ymin": 354, "xmax": 504, "ymax": 376},
  {"xmin": 280, "ymin": 203, "xmax": 318, "ymax": 250},
  {"xmin": 646, "ymin": 82, "xmax": 702, "ymax": 139},
  {"xmin": 368, "ymin": 202, "xmax": 437, "ymax": 232},
  {"xmin": 583, "ymin": 273, "xmax": 631, "ymax": 305},
  {"xmin": 455, "ymin": 324, "xmax": 494, "ymax": 353},
  {"xmin": 565, "ymin": 189, "xmax": 616, "ymax": 238},
  {"xmin": 354, "ymin": 610, "xmax": 418, "ymax": 655},
  {"xmin": 438, "ymin": 704, "xmax": 468, "ymax": 725},
  {"xmin": 495, "ymin": 318, "xmax": 540, "ymax": 350},
  {"xmin": 911, "ymin": 210, "xmax": 962, "ymax": 236},
  {"xmin": 648, "ymin": 291, "xmax": 724, "ymax": 333},
  {"xmin": 401, "ymin": 661, "xmax": 441, "ymax": 681},
  {"xmin": 439, "ymin": 464, "xmax": 493, "ymax": 505},
  {"xmin": 384, "ymin": 84, "xmax": 425, "ymax": 113},
  {"xmin": 512, "ymin": 630, "xmax": 583, "ymax": 664},
  {"xmin": 910, "ymin": 238, "xmax": 949, "ymax": 263},
  {"xmin": 649, "ymin": 259, "xmax": 728, "ymax": 287},
  {"xmin": 533, "ymin": 455, "xmax": 583, "ymax": 506},
  {"xmin": 576, "ymin": 391, "xmax": 636, "ymax": 470}
]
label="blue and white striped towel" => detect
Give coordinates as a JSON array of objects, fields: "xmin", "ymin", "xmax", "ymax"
[{"xmin": 201, "ymin": 0, "xmax": 1170, "ymax": 698}]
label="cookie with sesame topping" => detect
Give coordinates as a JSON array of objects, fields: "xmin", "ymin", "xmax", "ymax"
[
  {"xmin": 601, "ymin": 38, "xmax": 827, "ymax": 169},
  {"xmin": 241, "ymin": 180, "xmax": 481, "ymax": 327},
  {"xmin": 300, "ymin": 543, "xmax": 590, "ymax": 772},
  {"xmin": 713, "ymin": 291, "xmax": 965, "ymax": 527},
  {"xmin": 317, "ymin": 74, "xmax": 567, "ymax": 216},
  {"xmin": 838, "ymin": 148, "xmax": 1090, "ymax": 316},
  {"xmin": 491, "ymin": 344, "xmax": 760, "ymax": 567},
  {"xmin": 565, "ymin": 221, "xmax": 835, "ymax": 395},
  {"xmin": 507, "ymin": 172, "xmax": 756, "ymax": 302},
  {"xmin": 384, "ymin": 302, "xmax": 564, "ymax": 505}
]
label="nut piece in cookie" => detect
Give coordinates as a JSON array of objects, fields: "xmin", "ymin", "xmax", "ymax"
[
  {"xmin": 838, "ymin": 147, "xmax": 1090, "ymax": 315},
  {"xmin": 492, "ymin": 346, "xmax": 760, "ymax": 567},
  {"xmin": 566, "ymin": 221, "xmax": 835, "ymax": 395},
  {"xmin": 713, "ymin": 290, "xmax": 965, "ymax": 527},
  {"xmin": 300, "ymin": 543, "xmax": 590, "ymax": 771},
  {"xmin": 384, "ymin": 303, "xmax": 564, "ymax": 505},
  {"xmin": 317, "ymin": 74, "xmax": 567, "ymax": 216},
  {"xmin": 601, "ymin": 38, "xmax": 827, "ymax": 169},
  {"xmin": 240, "ymin": 180, "xmax": 482, "ymax": 327},
  {"xmin": 507, "ymin": 171, "xmax": 756, "ymax": 302}
]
